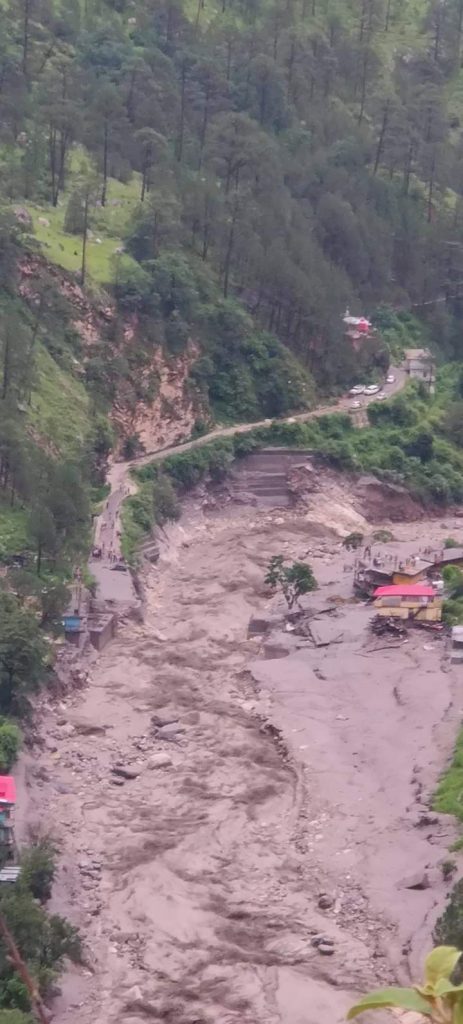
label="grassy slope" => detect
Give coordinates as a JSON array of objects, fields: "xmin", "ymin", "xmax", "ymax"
[
  {"xmin": 26, "ymin": 149, "xmax": 141, "ymax": 285},
  {"xmin": 29, "ymin": 344, "xmax": 91, "ymax": 459},
  {"xmin": 434, "ymin": 732, "xmax": 463, "ymax": 822}
]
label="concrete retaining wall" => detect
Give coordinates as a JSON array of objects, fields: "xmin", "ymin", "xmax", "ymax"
[{"xmin": 230, "ymin": 448, "xmax": 314, "ymax": 508}]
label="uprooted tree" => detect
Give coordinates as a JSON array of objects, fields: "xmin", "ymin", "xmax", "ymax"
[{"xmin": 265, "ymin": 556, "xmax": 317, "ymax": 609}]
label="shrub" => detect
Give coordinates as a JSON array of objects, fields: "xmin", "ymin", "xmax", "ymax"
[
  {"xmin": 121, "ymin": 433, "xmax": 143, "ymax": 460},
  {"xmin": 343, "ymin": 532, "xmax": 364, "ymax": 550},
  {"xmin": 0, "ymin": 722, "xmax": 21, "ymax": 772},
  {"xmin": 152, "ymin": 475, "xmax": 180, "ymax": 524},
  {"xmin": 63, "ymin": 191, "xmax": 84, "ymax": 235},
  {"xmin": 434, "ymin": 878, "xmax": 463, "ymax": 946},
  {"xmin": 444, "ymin": 537, "xmax": 460, "ymax": 548},
  {"xmin": 20, "ymin": 840, "xmax": 56, "ymax": 903}
]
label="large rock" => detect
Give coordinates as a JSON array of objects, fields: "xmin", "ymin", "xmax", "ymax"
[
  {"xmin": 399, "ymin": 871, "xmax": 430, "ymax": 890},
  {"xmin": 111, "ymin": 766, "xmax": 139, "ymax": 780},
  {"xmin": 156, "ymin": 722, "xmax": 185, "ymax": 738},
  {"xmin": 148, "ymin": 753, "xmax": 173, "ymax": 770}
]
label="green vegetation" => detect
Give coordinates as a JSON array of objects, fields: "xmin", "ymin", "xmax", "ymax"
[
  {"xmin": 433, "ymin": 729, "xmax": 463, "ymax": 820},
  {"xmin": 0, "ymin": 723, "xmax": 21, "ymax": 774},
  {"xmin": 441, "ymin": 566, "xmax": 463, "ymax": 624},
  {"xmin": 264, "ymin": 556, "xmax": 317, "ymax": 609},
  {"xmin": 441, "ymin": 859, "xmax": 457, "ymax": 882},
  {"xmin": 20, "ymin": 841, "xmax": 56, "ymax": 904},
  {"xmin": 0, "ymin": 845, "xmax": 81, "ymax": 1013},
  {"xmin": 349, "ymin": 947, "xmax": 463, "ymax": 1023},
  {"xmin": 435, "ymin": 883, "xmax": 463, "ymax": 948},
  {"xmin": 343, "ymin": 532, "xmax": 364, "ymax": 551}
]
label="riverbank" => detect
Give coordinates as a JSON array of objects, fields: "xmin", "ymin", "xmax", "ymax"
[{"xmin": 16, "ymin": 475, "xmax": 463, "ymax": 1024}]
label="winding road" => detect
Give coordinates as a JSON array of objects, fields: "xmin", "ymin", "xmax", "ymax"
[{"xmin": 90, "ymin": 367, "xmax": 406, "ymax": 602}]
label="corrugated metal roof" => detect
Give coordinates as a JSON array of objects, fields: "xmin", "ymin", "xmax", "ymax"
[
  {"xmin": 0, "ymin": 867, "xmax": 21, "ymax": 883},
  {"xmin": 374, "ymin": 585, "xmax": 436, "ymax": 597}
]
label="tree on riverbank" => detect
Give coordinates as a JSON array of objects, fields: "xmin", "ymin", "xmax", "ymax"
[{"xmin": 265, "ymin": 556, "xmax": 317, "ymax": 609}]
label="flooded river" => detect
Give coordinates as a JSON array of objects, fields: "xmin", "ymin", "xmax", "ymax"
[{"xmin": 18, "ymin": 492, "xmax": 463, "ymax": 1024}]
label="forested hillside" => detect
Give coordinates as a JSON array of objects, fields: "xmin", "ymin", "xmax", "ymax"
[{"xmin": 4, "ymin": 0, "xmax": 463, "ymax": 402}]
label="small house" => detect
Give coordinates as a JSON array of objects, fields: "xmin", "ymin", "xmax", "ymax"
[
  {"xmin": 392, "ymin": 557, "xmax": 433, "ymax": 586},
  {"xmin": 404, "ymin": 349, "xmax": 436, "ymax": 388},
  {"xmin": 343, "ymin": 309, "xmax": 372, "ymax": 351},
  {"xmin": 373, "ymin": 584, "xmax": 442, "ymax": 622},
  {"xmin": 0, "ymin": 777, "xmax": 16, "ymax": 854}
]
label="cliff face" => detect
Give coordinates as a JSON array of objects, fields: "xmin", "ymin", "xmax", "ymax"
[
  {"xmin": 19, "ymin": 255, "xmax": 204, "ymax": 454},
  {"xmin": 111, "ymin": 336, "xmax": 200, "ymax": 454}
]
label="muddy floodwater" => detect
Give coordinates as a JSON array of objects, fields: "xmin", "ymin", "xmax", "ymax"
[{"xmin": 18, "ymin": 495, "xmax": 463, "ymax": 1024}]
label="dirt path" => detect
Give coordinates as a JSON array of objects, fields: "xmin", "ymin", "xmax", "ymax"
[{"xmin": 18, "ymin": 490, "xmax": 463, "ymax": 1024}]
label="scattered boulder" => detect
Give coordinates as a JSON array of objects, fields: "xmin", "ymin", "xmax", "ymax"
[
  {"xmin": 59, "ymin": 723, "xmax": 75, "ymax": 737},
  {"xmin": 151, "ymin": 714, "xmax": 178, "ymax": 728},
  {"xmin": 148, "ymin": 753, "xmax": 173, "ymax": 770},
  {"xmin": 399, "ymin": 871, "xmax": 430, "ymax": 891},
  {"xmin": 311, "ymin": 935, "xmax": 334, "ymax": 948},
  {"xmin": 156, "ymin": 722, "xmax": 185, "ymax": 739},
  {"xmin": 111, "ymin": 766, "xmax": 139, "ymax": 781},
  {"xmin": 72, "ymin": 721, "xmax": 107, "ymax": 736},
  {"xmin": 318, "ymin": 942, "xmax": 335, "ymax": 956},
  {"xmin": 318, "ymin": 894, "xmax": 334, "ymax": 910},
  {"xmin": 248, "ymin": 617, "xmax": 273, "ymax": 637}
]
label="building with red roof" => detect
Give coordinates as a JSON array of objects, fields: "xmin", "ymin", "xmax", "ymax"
[{"xmin": 373, "ymin": 583, "xmax": 442, "ymax": 622}]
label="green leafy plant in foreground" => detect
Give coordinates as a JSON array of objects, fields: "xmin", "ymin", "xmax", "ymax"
[{"xmin": 348, "ymin": 946, "xmax": 463, "ymax": 1023}]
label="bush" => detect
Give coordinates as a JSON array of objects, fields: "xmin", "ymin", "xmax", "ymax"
[
  {"xmin": 444, "ymin": 537, "xmax": 460, "ymax": 548},
  {"xmin": 113, "ymin": 259, "xmax": 154, "ymax": 313},
  {"xmin": 121, "ymin": 433, "xmax": 143, "ymax": 460},
  {"xmin": 434, "ymin": 878, "xmax": 463, "ymax": 946},
  {"xmin": 152, "ymin": 475, "xmax": 180, "ymax": 524},
  {"xmin": 0, "ymin": 722, "xmax": 21, "ymax": 772},
  {"xmin": 20, "ymin": 840, "xmax": 56, "ymax": 903},
  {"xmin": 63, "ymin": 191, "xmax": 84, "ymax": 235}
]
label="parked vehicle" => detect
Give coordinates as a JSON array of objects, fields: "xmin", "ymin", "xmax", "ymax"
[
  {"xmin": 349, "ymin": 384, "xmax": 365, "ymax": 395},
  {"xmin": 111, "ymin": 562, "xmax": 128, "ymax": 573},
  {"xmin": 350, "ymin": 400, "xmax": 361, "ymax": 409},
  {"xmin": 364, "ymin": 384, "xmax": 380, "ymax": 395},
  {"xmin": 386, "ymin": 374, "xmax": 395, "ymax": 383},
  {"xmin": 377, "ymin": 392, "xmax": 386, "ymax": 401}
]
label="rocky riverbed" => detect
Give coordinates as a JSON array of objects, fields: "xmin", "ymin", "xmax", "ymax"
[{"xmin": 16, "ymin": 486, "xmax": 463, "ymax": 1024}]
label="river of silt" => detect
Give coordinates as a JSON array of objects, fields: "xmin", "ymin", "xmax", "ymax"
[{"xmin": 15, "ymin": 483, "xmax": 463, "ymax": 1024}]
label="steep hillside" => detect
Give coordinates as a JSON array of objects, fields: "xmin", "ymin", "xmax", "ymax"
[{"xmin": 2, "ymin": 0, "xmax": 463, "ymax": 411}]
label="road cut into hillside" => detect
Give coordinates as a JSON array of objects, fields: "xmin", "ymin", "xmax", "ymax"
[{"xmin": 18, "ymin": 481, "xmax": 463, "ymax": 1024}]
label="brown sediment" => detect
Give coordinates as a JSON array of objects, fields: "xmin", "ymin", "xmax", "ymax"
[{"xmin": 16, "ymin": 492, "xmax": 463, "ymax": 1024}]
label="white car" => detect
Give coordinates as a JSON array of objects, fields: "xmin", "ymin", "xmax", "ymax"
[
  {"xmin": 364, "ymin": 384, "xmax": 380, "ymax": 395},
  {"xmin": 377, "ymin": 392, "xmax": 387, "ymax": 401},
  {"xmin": 349, "ymin": 384, "xmax": 365, "ymax": 396},
  {"xmin": 386, "ymin": 374, "xmax": 395, "ymax": 384},
  {"xmin": 350, "ymin": 400, "xmax": 361, "ymax": 409}
]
